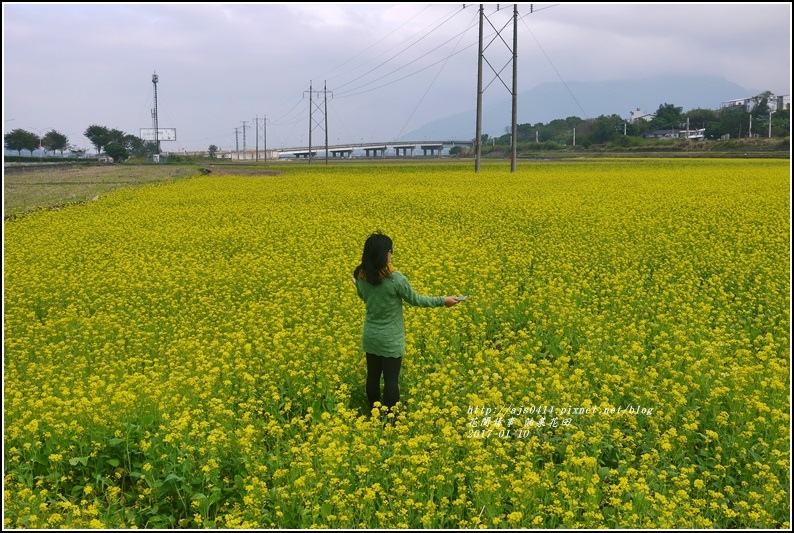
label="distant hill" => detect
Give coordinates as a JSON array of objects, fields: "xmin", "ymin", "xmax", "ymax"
[{"xmin": 400, "ymin": 75, "xmax": 762, "ymax": 141}]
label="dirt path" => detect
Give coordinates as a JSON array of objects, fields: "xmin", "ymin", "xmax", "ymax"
[{"xmin": 3, "ymin": 163, "xmax": 280, "ymax": 217}]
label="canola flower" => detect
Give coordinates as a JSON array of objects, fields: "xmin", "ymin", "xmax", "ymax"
[{"xmin": 3, "ymin": 159, "xmax": 790, "ymax": 528}]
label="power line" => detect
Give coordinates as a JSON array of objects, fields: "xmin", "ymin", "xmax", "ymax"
[
  {"xmin": 330, "ymin": 6, "xmax": 529, "ymax": 100},
  {"xmin": 258, "ymin": 9, "xmax": 459, "ymax": 135},
  {"xmin": 219, "ymin": 4, "xmax": 542, "ymax": 150},
  {"xmin": 331, "ymin": 5, "xmax": 467, "ymax": 94},
  {"xmin": 394, "ymin": 6, "xmax": 480, "ymax": 140},
  {"xmin": 256, "ymin": 7, "xmax": 472, "ymax": 149},
  {"xmin": 334, "ymin": 42, "xmax": 477, "ymax": 99},
  {"xmin": 319, "ymin": 4, "xmax": 435, "ymax": 83},
  {"xmin": 518, "ymin": 4, "xmax": 589, "ymax": 119}
]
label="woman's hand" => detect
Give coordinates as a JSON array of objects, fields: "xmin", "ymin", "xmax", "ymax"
[{"xmin": 444, "ymin": 296, "xmax": 460, "ymax": 307}]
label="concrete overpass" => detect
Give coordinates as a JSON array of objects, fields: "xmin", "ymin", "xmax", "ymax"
[
  {"xmin": 173, "ymin": 140, "xmax": 474, "ymax": 160},
  {"xmin": 277, "ymin": 140, "xmax": 473, "ymax": 159}
]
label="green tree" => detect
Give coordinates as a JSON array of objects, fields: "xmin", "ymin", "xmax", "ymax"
[
  {"xmin": 683, "ymin": 108, "xmax": 719, "ymax": 131},
  {"xmin": 545, "ymin": 118, "xmax": 572, "ymax": 144},
  {"xmin": 553, "ymin": 117, "xmax": 584, "ymax": 145},
  {"xmin": 108, "ymin": 128, "xmax": 127, "ymax": 145},
  {"xmin": 84, "ymin": 124, "xmax": 111, "ymax": 155},
  {"xmin": 716, "ymin": 106, "xmax": 749, "ymax": 139},
  {"xmin": 649, "ymin": 103, "xmax": 683, "ymax": 130},
  {"xmin": 750, "ymin": 90, "xmax": 773, "ymax": 118},
  {"xmin": 589, "ymin": 114, "xmax": 625, "ymax": 144},
  {"xmin": 104, "ymin": 141, "xmax": 129, "ymax": 163},
  {"xmin": 624, "ymin": 121, "xmax": 643, "ymax": 136},
  {"xmin": 4, "ymin": 128, "xmax": 39, "ymax": 156},
  {"xmin": 747, "ymin": 91, "xmax": 787, "ymax": 137},
  {"xmin": 770, "ymin": 106, "xmax": 790, "ymax": 137},
  {"xmin": 41, "ymin": 130, "xmax": 69, "ymax": 156},
  {"xmin": 704, "ymin": 122, "xmax": 722, "ymax": 140},
  {"xmin": 208, "ymin": 144, "xmax": 219, "ymax": 158},
  {"xmin": 125, "ymin": 135, "xmax": 157, "ymax": 158}
]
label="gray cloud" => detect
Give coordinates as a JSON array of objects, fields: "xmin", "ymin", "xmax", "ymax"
[{"xmin": 3, "ymin": 2, "xmax": 790, "ymax": 152}]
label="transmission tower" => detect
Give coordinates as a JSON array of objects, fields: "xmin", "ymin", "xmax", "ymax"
[
  {"xmin": 254, "ymin": 115, "xmax": 270, "ymax": 162},
  {"xmin": 240, "ymin": 121, "xmax": 250, "ymax": 159},
  {"xmin": 305, "ymin": 81, "xmax": 331, "ymax": 165},
  {"xmin": 475, "ymin": 4, "xmax": 518, "ymax": 173}
]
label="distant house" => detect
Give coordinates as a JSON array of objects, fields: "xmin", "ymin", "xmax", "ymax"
[
  {"xmin": 629, "ymin": 108, "xmax": 655, "ymax": 123},
  {"xmin": 772, "ymin": 94, "xmax": 790, "ymax": 112},
  {"xmin": 643, "ymin": 129, "xmax": 678, "ymax": 139},
  {"xmin": 721, "ymin": 94, "xmax": 790, "ymax": 113},
  {"xmin": 720, "ymin": 97, "xmax": 755, "ymax": 112},
  {"xmin": 678, "ymin": 128, "xmax": 705, "ymax": 140},
  {"xmin": 643, "ymin": 128, "xmax": 705, "ymax": 140}
]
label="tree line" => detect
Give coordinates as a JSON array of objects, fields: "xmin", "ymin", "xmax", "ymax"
[
  {"xmin": 4, "ymin": 124, "xmax": 158, "ymax": 162},
  {"xmin": 6, "ymin": 91, "xmax": 789, "ymax": 161},
  {"xmin": 482, "ymin": 90, "xmax": 789, "ymax": 149},
  {"xmin": 4, "ymin": 129, "xmax": 71, "ymax": 157}
]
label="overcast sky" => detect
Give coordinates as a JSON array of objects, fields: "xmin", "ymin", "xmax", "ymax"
[{"xmin": 3, "ymin": 2, "xmax": 791, "ymax": 153}]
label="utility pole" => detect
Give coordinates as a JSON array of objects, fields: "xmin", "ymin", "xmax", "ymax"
[
  {"xmin": 510, "ymin": 3, "xmax": 517, "ymax": 172},
  {"xmin": 324, "ymin": 82, "xmax": 329, "ymax": 165},
  {"xmin": 234, "ymin": 127, "xmax": 240, "ymax": 159},
  {"xmin": 769, "ymin": 111, "xmax": 773, "ymax": 138},
  {"xmin": 475, "ymin": 5, "xmax": 483, "ymax": 172},
  {"xmin": 308, "ymin": 81, "xmax": 314, "ymax": 164}
]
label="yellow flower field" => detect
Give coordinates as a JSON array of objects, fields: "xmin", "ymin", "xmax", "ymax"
[{"xmin": 3, "ymin": 159, "xmax": 790, "ymax": 528}]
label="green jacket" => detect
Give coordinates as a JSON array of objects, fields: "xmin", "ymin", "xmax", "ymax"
[{"xmin": 355, "ymin": 271, "xmax": 445, "ymax": 358}]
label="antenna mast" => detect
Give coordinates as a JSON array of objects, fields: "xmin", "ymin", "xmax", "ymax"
[{"xmin": 152, "ymin": 72, "xmax": 160, "ymax": 155}]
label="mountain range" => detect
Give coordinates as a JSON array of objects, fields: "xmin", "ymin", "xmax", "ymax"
[{"xmin": 400, "ymin": 75, "xmax": 769, "ymax": 141}]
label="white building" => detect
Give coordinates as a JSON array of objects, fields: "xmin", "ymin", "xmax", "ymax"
[
  {"xmin": 772, "ymin": 94, "xmax": 790, "ymax": 112},
  {"xmin": 629, "ymin": 108, "xmax": 655, "ymax": 123},
  {"xmin": 720, "ymin": 94, "xmax": 790, "ymax": 112},
  {"xmin": 678, "ymin": 128, "xmax": 706, "ymax": 140}
]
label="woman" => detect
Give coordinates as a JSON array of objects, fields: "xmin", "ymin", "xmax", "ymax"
[{"xmin": 353, "ymin": 232, "xmax": 460, "ymax": 415}]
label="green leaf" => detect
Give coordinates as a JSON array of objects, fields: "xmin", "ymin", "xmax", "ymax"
[{"xmin": 208, "ymin": 487, "xmax": 223, "ymax": 504}]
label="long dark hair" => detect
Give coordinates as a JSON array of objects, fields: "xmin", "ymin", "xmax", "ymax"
[{"xmin": 353, "ymin": 232, "xmax": 393, "ymax": 285}]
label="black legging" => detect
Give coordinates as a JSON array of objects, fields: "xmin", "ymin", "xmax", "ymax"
[{"xmin": 366, "ymin": 353, "xmax": 402, "ymax": 409}]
